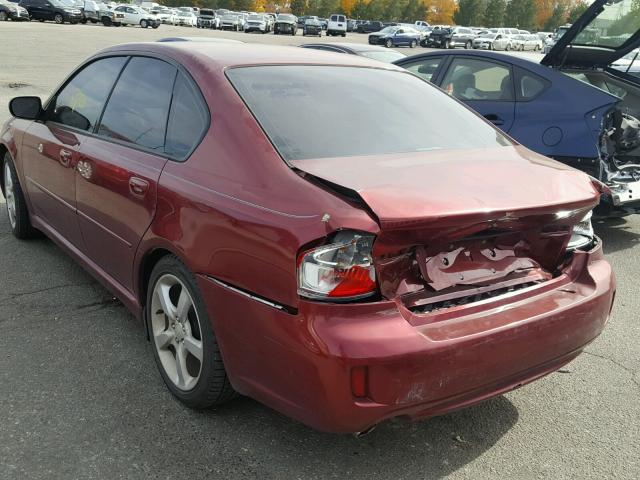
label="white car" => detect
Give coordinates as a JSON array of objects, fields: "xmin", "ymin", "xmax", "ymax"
[
  {"xmin": 244, "ymin": 14, "xmax": 268, "ymax": 33},
  {"xmin": 327, "ymin": 13, "xmax": 346, "ymax": 37},
  {"xmin": 220, "ymin": 13, "xmax": 242, "ymax": 31},
  {"xmin": 113, "ymin": 5, "xmax": 160, "ymax": 28},
  {"xmin": 175, "ymin": 10, "xmax": 196, "ymax": 26},
  {"xmin": 151, "ymin": 7, "xmax": 176, "ymax": 25}
]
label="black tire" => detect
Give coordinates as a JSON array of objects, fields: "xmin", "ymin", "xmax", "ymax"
[
  {"xmin": 152, "ymin": 23, "xmax": 158, "ymax": 29},
  {"xmin": 101, "ymin": 17, "xmax": 111, "ymax": 26},
  {"xmin": 147, "ymin": 255, "xmax": 236, "ymax": 409},
  {"xmin": 465, "ymin": 40, "xmax": 471, "ymax": 49},
  {"xmin": 140, "ymin": 19, "xmax": 147, "ymax": 28},
  {"xmin": 445, "ymin": 40, "xmax": 451, "ymax": 49},
  {"xmin": 80, "ymin": 18, "xmax": 87, "ymax": 24},
  {"xmin": 410, "ymin": 39, "xmax": 417, "ymax": 48},
  {"xmin": 385, "ymin": 38, "xmax": 393, "ymax": 48},
  {"xmin": 54, "ymin": 13, "xmax": 63, "ymax": 24},
  {"xmin": 0, "ymin": 12, "xmax": 8, "ymax": 21},
  {"xmin": 3, "ymin": 153, "xmax": 38, "ymax": 240}
]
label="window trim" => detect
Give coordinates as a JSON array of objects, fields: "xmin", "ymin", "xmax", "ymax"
[
  {"xmin": 41, "ymin": 51, "xmax": 211, "ymax": 163},
  {"xmin": 440, "ymin": 55, "xmax": 516, "ymax": 103}
]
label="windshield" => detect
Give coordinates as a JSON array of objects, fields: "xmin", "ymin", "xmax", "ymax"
[
  {"xmin": 248, "ymin": 15, "xmax": 262, "ymax": 21},
  {"xmin": 222, "ymin": 14, "xmax": 236, "ymax": 20},
  {"xmin": 379, "ymin": 27, "xmax": 398, "ymax": 34},
  {"xmin": 479, "ymin": 33, "xmax": 497, "ymax": 39},
  {"xmin": 360, "ymin": 50, "xmax": 406, "ymax": 63},
  {"xmin": 571, "ymin": 0, "xmax": 640, "ymax": 48},
  {"xmin": 227, "ymin": 66, "xmax": 511, "ymax": 162},
  {"xmin": 277, "ymin": 14, "xmax": 294, "ymax": 21}
]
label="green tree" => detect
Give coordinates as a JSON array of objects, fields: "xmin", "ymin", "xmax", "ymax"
[
  {"xmin": 350, "ymin": 0, "xmax": 368, "ymax": 18},
  {"xmin": 290, "ymin": 0, "xmax": 307, "ymax": 15},
  {"xmin": 454, "ymin": 0, "xmax": 486, "ymax": 26},
  {"xmin": 505, "ymin": 0, "xmax": 536, "ymax": 30},
  {"xmin": 566, "ymin": 1, "xmax": 588, "ymax": 23},
  {"xmin": 483, "ymin": 0, "xmax": 506, "ymax": 27},
  {"xmin": 542, "ymin": 3, "xmax": 567, "ymax": 31}
]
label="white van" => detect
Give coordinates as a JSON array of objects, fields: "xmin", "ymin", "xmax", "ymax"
[{"xmin": 327, "ymin": 13, "xmax": 347, "ymax": 37}]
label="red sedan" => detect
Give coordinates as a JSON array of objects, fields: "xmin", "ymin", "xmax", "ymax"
[{"xmin": 0, "ymin": 43, "xmax": 615, "ymax": 434}]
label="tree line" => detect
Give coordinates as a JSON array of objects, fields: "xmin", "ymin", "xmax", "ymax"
[{"xmin": 156, "ymin": 0, "xmax": 594, "ymax": 31}]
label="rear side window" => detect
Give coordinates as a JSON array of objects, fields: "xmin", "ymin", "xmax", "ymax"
[
  {"xmin": 227, "ymin": 66, "xmax": 511, "ymax": 162},
  {"xmin": 165, "ymin": 73, "xmax": 209, "ymax": 159},
  {"xmin": 48, "ymin": 56, "xmax": 126, "ymax": 132},
  {"xmin": 97, "ymin": 57, "xmax": 177, "ymax": 151},
  {"xmin": 515, "ymin": 67, "xmax": 550, "ymax": 101}
]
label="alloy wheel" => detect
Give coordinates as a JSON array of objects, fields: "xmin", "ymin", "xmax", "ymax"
[
  {"xmin": 54, "ymin": 13, "xmax": 63, "ymax": 23},
  {"xmin": 0, "ymin": 12, "xmax": 7, "ymax": 21},
  {"xmin": 150, "ymin": 274, "xmax": 204, "ymax": 392},
  {"xmin": 4, "ymin": 162, "xmax": 16, "ymax": 229}
]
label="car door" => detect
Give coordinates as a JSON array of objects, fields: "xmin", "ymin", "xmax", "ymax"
[
  {"xmin": 125, "ymin": 6, "xmax": 138, "ymax": 23},
  {"xmin": 26, "ymin": 0, "xmax": 44, "ymax": 19},
  {"xmin": 75, "ymin": 56, "xmax": 178, "ymax": 290},
  {"xmin": 439, "ymin": 56, "xmax": 516, "ymax": 132},
  {"xmin": 21, "ymin": 56, "xmax": 127, "ymax": 248}
]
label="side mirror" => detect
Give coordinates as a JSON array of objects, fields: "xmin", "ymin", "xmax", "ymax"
[{"xmin": 9, "ymin": 96, "xmax": 43, "ymax": 120}]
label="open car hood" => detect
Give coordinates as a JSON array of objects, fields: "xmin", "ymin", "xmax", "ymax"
[
  {"xmin": 542, "ymin": 0, "xmax": 640, "ymax": 69},
  {"xmin": 291, "ymin": 146, "xmax": 600, "ymax": 234}
]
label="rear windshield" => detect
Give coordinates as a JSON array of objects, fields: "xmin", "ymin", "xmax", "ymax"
[
  {"xmin": 571, "ymin": 0, "xmax": 640, "ymax": 49},
  {"xmin": 227, "ymin": 66, "xmax": 511, "ymax": 161}
]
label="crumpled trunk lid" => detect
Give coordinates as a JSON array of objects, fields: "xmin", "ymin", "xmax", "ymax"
[{"xmin": 292, "ymin": 145, "xmax": 601, "ymax": 304}]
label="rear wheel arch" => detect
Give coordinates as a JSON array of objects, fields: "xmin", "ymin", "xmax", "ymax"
[
  {"xmin": 138, "ymin": 247, "xmax": 177, "ymax": 310},
  {"xmin": 0, "ymin": 144, "xmax": 7, "ymax": 196}
]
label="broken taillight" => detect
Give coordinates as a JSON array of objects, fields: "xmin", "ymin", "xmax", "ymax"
[{"xmin": 297, "ymin": 231, "xmax": 377, "ymax": 300}]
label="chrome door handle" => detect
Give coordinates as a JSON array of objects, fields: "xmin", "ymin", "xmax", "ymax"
[{"xmin": 59, "ymin": 149, "xmax": 72, "ymax": 167}]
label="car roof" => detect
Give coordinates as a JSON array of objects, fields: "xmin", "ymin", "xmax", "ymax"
[
  {"xmin": 102, "ymin": 42, "xmax": 404, "ymax": 71},
  {"xmin": 302, "ymin": 42, "xmax": 391, "ymax": 53}
]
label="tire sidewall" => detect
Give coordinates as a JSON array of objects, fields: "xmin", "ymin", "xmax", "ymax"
[
  {"xmin": 146, "ymin": 256, "xmax": 224, "ymax": 406},
  {"xmin": 3, "ymin": 153, "xmax": 36, "ymax": 239}
]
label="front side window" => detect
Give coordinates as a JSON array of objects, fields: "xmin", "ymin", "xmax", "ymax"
[
  {"xmin": 97, "ymin": 57, "xmax": 176, "ymax": 151},
  {"xmin": 403, "ymin": 57, "xmax": 443, "ymax": 82},
  {"xmin": 442, "ymin": 58, "xmax": 514, "ymax": 101},
  {"xmin": 227, "ymin": 66, "xmax": 510, "ymax": 162},
  {"xmin": 48, "ymin": 56, "xmax": 126, "ymax": 131}
]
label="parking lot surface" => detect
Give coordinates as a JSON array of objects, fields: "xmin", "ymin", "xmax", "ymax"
[{"xmin": 0, "ymin": 21, "xmax": 638, "ymax": 480}]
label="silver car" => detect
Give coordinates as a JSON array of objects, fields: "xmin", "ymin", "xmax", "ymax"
[{"xmin": 472, "ymin": 33, "xmax": 511, "ymax": 51}]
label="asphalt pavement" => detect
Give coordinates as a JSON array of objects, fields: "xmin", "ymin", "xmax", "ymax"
[{"xmin": 0, "ymin": 21, "xmax": 638, "ymax": 480}]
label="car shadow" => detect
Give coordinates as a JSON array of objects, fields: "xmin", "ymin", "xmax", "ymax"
[
  {"xmin": 184, "ymin": 393, "xmax": 519, "ymax": 479},
  {"xmin": 594, "ymin": 217, "xmax": 640, "ymax": 254}
]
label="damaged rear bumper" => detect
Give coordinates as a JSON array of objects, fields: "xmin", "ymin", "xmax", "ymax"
[{"xmin": 197, "ymin": 241, "xmax": 614, "ymax": 434}]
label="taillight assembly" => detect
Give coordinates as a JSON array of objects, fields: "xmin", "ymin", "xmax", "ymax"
[{"xmin": 297, "ymin": 231, "xmax": 377, "ymax": 301}]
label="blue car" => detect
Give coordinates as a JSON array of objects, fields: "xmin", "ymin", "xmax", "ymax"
[
  {"xmin": 368, "ymin": 26, "xmax": 421, "ymax": 48},
  {"xmin": 394, "ymin": 0, "xmax": 640, "ymax": 216}
]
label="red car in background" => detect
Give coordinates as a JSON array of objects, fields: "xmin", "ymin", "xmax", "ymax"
[{"xmin": 0, "ymin": 43, "xmax": 615, "ymax": 434}]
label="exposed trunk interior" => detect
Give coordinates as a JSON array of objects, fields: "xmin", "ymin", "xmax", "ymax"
[
  {"xmin": 373, "ymin": 208, "xmax": 594, "ymax": 317},
  {"xmin": 563, "ymin": 69, "xmax": 640, "ymax": 184}
]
